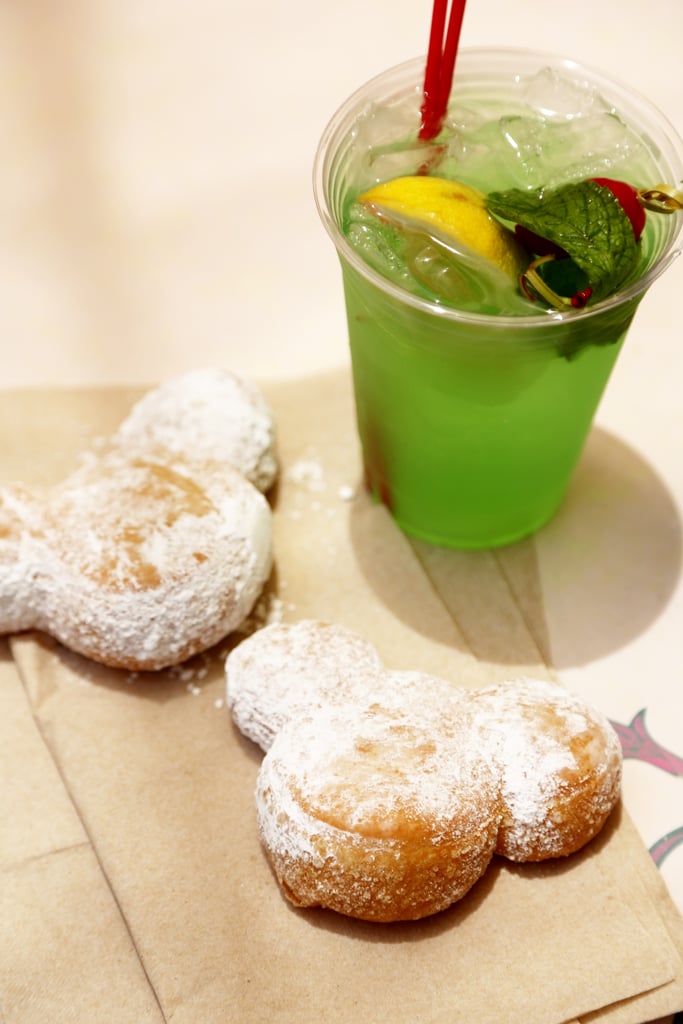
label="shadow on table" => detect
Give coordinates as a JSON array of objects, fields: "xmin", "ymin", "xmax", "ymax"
[
  {"xmin": 529, "ymin": 426, "xmax": 682, "ymax": 668},
  {"xmin": 349, "ymin": 426, "xmax": 681, "ymax": 672}
]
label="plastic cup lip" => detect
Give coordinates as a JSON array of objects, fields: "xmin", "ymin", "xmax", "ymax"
[{"xmin": 312, "ymin": 47, "xmax": 683, "ymax": 329}]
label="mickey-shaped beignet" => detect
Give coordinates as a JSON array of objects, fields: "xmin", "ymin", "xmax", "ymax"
[
  {"xmin": 227, "ymin": 621, "xmax": 622, "ymax": 922},
  {"xmin": 0, "ymin": 370, "xmax": 276, "ymax": 671}
]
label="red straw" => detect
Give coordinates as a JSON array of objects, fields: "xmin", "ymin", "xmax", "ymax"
[{"xmin": 419, "ymin": 0, "xmax": 467, "ymax": 140}]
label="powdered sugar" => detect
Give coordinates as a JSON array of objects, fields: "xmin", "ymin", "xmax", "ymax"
[
  {"xmin": 25, "ymin": 453, "xmax": 273, "ymax": 669},
  {"xmin": 256, "ymin": 670, "xmax": 501, "ymax": 920},
  {"xmin": 0, "ymin": 370, "xmax": 279, "ymax": 670},
  {"xmin": 0, "ymin": 486, "xmax": 45, "ymax": 632},
  {"xmin": 226, "ymin": 619, "xmax": 383, "ymax": 751},
  {"xmin": 284, "ymin": 454, "xmax": 325, "ymax": 492},
  {"xmin": 259, "ymin": 671, "xmax": 496, "ymax": 840},
  {"xmin": 114, "ymin": 368, "xmax": 278, "ymax": 493},
  {"xmin": 475, "ymin": 678, "xmax": 622, "ymax": 860},
  {"xmin": 229, "ymin": 621, "xmax": 623, "ymax": 918}
]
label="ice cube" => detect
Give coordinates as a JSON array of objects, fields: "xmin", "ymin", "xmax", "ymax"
[
  {"xmin": 405, "ymin": 235, "xmax": 529, "ymax": 314},
  {"xmin": 408, "ymin": 240, "xmax": 480, "ymax": 305},
  {"xmin": 520, "ymin": 66, "xmax": 613, "ymax": 120},
  {"xmin": 346, "ymin": 202, "xmax": 414, "ymax": 290},
  {"xmin": 346, "ymin": 202, "xmax": 528, "ymax": 313},
  {"xmin": 427, "ymin": 114, "xmax": 534, "ymax": 192},
  {"xmin": 500, "ymin": 112, "xmax": 647, "ymax": 188},
  {"xmin": 352, "ymin": 89, "xmax": 483, "ymax": 186},
  {"xmin": 351, "ymin": 89, "xmax": 430, "ymax": 186},
  {"xmin": 365, "ymin": 136, "xmax": 447, "ymax": 184}
]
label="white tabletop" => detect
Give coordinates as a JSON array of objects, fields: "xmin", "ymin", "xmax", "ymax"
[{"xmin": 0, "ymin": 0, "xmax": 680, "ymax": 390}]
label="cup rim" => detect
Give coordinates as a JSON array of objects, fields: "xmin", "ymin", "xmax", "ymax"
[{"xmin": 312, "ymin": 47, "xmax": 683, "ymax": 329}]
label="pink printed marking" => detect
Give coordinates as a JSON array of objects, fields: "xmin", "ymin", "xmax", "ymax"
[{"xmin": 610, "ymin": 708, "xmax": 683, "ymax": 775}]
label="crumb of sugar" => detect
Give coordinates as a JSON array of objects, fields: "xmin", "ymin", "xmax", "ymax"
[
  {"xmin": 233, "ymin": 591, "xmax": 287, "ymax": 640},
  {"xmin": 285, "ymin": 455, "xmax": 325, "ymax": 492}
]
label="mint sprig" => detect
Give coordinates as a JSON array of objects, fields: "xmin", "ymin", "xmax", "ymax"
[{"xmin": 487, "ymin": 181, "xmax": 640, "ymax": 304}]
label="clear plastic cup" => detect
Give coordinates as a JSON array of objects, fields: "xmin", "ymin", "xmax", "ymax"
[{"xmin": 314, "ymin": 49, "xmax": 683, "ymax": 548}]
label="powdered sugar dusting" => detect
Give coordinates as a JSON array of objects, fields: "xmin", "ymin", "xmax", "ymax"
[
  {"xmin": 0, "ymin": 369, "xmax": 279, "ymax": 670},
  {"xmin": 229, "ymin": 622, "xmax": 622, "ymax": 919},
  {"xmin": 264, "ymin": 672, "xmax": 495, "ymax": 836},
  {"xmin": 475, "ymin": 678, "xmax": 622, "ymax": 860},
  {"xmin": 226, "ymin": 620, "xmax": 383, "ymax": 751},
  {"xmin": 1, "ymin": 451, "xmax": 273, "ymax": 670},
  {"xmin": 256, "ymin": 670, "xmax": 501, "ymax": 921},
  {"xmin": 114, "ymin": 368, "xmax": 278, "ymax": 493},
  {"xmin": 0, "ymin": 485, "xmax": 45, "ymax": 633}
]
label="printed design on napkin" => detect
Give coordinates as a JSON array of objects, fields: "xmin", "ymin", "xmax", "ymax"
[
  {"xmin": 610, "ymin": 708, "xmax": 683, "ymax": 867},
  {"xmin": 650, "ymin": 828, "xmax": 683, "ymax": 868},
  {"xmin": 611, "ymin": 709, "xmax": 683, "ymax": 774}
]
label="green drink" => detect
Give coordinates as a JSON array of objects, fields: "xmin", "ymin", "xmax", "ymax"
[{"xmin": 314, "ymin": 49, "xmax": 683, "ymax": 548}]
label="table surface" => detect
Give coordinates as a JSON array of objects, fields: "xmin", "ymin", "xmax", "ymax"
[{"xmin": 1, "ymin": 2, "xmax": 682, "ymax": 1018}]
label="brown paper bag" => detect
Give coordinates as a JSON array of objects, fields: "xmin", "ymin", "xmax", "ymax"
[{"xmin": 1, "ymin": 373, "xmax": 683, "ymax": 1024}]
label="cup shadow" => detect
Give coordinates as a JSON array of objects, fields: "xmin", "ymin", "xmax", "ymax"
[
  {"xmin": 531, "ymin": 425, "xmax": 682, "ymax": 668},
  {"xmin": 349, "ymin": 425, "xmax": 682, "ymax": 671}
]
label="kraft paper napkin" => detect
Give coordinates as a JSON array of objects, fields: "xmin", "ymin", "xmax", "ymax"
[
  {"xmin": 1, "ymin": 372, "xmax": 683, "ymax": 1024},
  {"xmin": 0, "ymin": 643, "xmax": 165, "ymax": 1023}
]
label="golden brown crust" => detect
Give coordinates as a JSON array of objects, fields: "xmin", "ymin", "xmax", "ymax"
[
  {"xmin": 230, "ymin": 623, "xmax": 623, "ymax": 922},
  {"xmin": 264, "ymin": 814, "xmax": 495, "ymax": 923},
  {"xmin": 256, "ymin": 673, "xmax": 501, "ymax": 922},
  {"xmin": 474, "ymin": 678, "xmax": 623, "ymax": 861}
]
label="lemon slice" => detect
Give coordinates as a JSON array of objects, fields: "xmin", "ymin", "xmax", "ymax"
[{"xmin": 358, "ymin": 176, "xmax": 526, "ymax": 281}]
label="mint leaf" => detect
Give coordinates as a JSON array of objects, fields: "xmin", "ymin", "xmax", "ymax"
[{"xmin": 487, "ymin": 181, "xmax": 639, "ymax": 302}]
